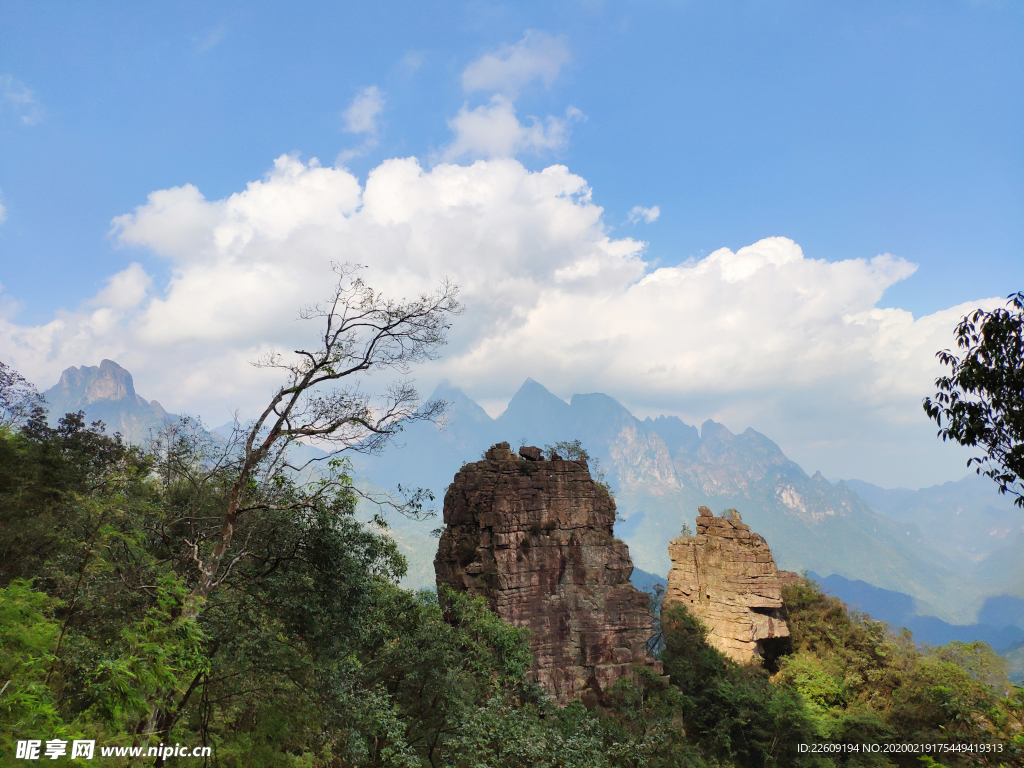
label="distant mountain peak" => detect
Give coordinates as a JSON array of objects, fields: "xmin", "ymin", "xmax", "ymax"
[
  {"xmin": 426, "ymin": 381, "xmax": 492, "ymax": 424},
  {"xmin": 569, "ymin": 391, "xmax": 632, "ymax": 419},
  {"xmin": 699, "ymin": 419, "xmax": 732, "ymax": 441},
  {"xmin": 43, "ymin": 360, "xmax": 174, "ymax": 442},
  {"xmin": 498, "ymin": 378, "xmax": 571, "ymax": 422},
  {"xmin": 52, "ymin": 359, "xmax": 138, "ymax": 404},
  {"xmin": 516, "ymin": 377, "xmax": 561, "ymax": 399},
  {"xmin": 643, "ymin": 414, "xmax": 700, "ymax": 455}
]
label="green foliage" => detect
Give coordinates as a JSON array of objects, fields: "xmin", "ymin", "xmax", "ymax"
[
  {"xmin": 660, "ymin": 605, "xmax": 818, "ymax": 768},
  {"xmin": 443, "ymin": 696, "xmax": 608, "ymax": 768},
  {"xmin": 0, "ymin": 580, "xmax": 64, "ymax": 736},
  {"xmin": 544, "ymin": 439, "xmax": 590, "ymax": 462},
  {"xmin": 929, "ymin": 641, "xmax": 1012, "ymax": 696},
  {"xmin": 5, "ymin": 401, "xmax": 1024, "ymax": 767},
  {"xmin": 778, "ymin": 579, "xmax": 1023, "ymax": 766},
  {"xmin": 925, "ymin": 291, "xmax": 1024, "ymax": 506},
  {"xmin": 1, "ymin": 413, "xmax": 616, "ymax": 766}
]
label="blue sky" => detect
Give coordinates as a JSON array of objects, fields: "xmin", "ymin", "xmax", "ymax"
[{"xmin": 1, "ymin": 0, "xmax": 1022, "ymax": 487}]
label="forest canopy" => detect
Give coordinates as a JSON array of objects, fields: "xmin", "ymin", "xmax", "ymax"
[{"xmin": 1, "ymin": 383, "xmax": 1021, "ymax": 766}]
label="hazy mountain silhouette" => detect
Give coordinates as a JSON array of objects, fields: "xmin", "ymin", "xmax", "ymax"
[
  {"xmin": 43, "ymin": 360, "xmax": 175, "ymax": 442},
  {"xmin": 40, "ymin": 363, "xmax": 1024, "ymax": 643},
  {"xmin": 846, "ymin": 476, "xmax": 1021, "ymax": 570},
  {"xmin": 353, "ymin": 378, "xmax": 1005, "ymax": 625}
]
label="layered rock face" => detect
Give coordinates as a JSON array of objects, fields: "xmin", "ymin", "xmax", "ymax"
[
  {"xmin": 664, "ymin": 506, "xmax": 790, "ymax": 664},
  {"xmin": 435, "ymin": 442, "xmax": 662, "ymax": 705}
]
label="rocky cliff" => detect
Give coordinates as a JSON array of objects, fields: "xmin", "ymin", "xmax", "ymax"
[
  {"xmin": 43, "ymin": 360, "xmax": 173, "ymax": 443},
  {"xmin": 664, "ymin": 506, "xmax": 790, "ymax": 664},
  {"xmin": 434, "ymin": 442, "xmax": 662, "ymax": 705}
]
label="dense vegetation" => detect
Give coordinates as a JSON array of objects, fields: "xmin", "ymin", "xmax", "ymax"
[
  {"xmin": 1, "ymin": 406, "xmax": 1023, "ymax": 767},
  {"xmin": 776, "ymin": 583, "xmax": 1024, "ymax": 765}
]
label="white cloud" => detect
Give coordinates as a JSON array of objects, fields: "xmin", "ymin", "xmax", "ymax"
[
  {"xmin": 462, "ymin": 31, "xmax": 570, "ymax": 97},
  {"xmin": 443, "ymin": 96, "xmax": 582, "ymax": 160},
  {"xmin": 1, "ymin": 74, "xmax": 42, "ymax": 126},
  {"xmin": 0, "ymin": 154, "xmax": 1001, "ymax": 487},
  {"xmin": 400, "ymin": 51, "xmax": 425, "ymax": 74},
  {"xmin": 193, "ymin": 25, "xmax": 227, "ymax": 52},
  {"xmin": 452, "ymin": 31, "xmax": 576, "ymax": 161},
  {"xmin": 342, "ymin": 86, "xmax": 385, "ymax": 134},
  {"xmin": 627, "ymin": 205, "xmax": 660, "ymax": 224},
  {"xmin": 89, "ymin": 263, "xmax": 152, "ymax": 309},
  {"xmin": 0, "ymin": 195, "xmax": 6, "ymax": 225},
  {"xmin": 337, "ymin": 86, "xmax": 386, "ymax": 163}
]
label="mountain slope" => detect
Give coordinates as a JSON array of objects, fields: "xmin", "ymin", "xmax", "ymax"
[
  {"xmin": 846, "ymin": 476, "xmax": 1021, "ymax": 570},
  {"xmin": 974, "ymin": 533, "xmax": 1024, "ymax": 599}
]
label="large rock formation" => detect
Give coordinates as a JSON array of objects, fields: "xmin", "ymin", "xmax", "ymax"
[
  {"xmin": 664, "ymin": 506, "xmax": 790, "ymax": 664},
  {"xmin": 43, "ymin": 360, "xmax": 174, "ymax": 443},
  {"xmin": 435, "ymin": 442, "xmax": 662, "ymax": 705}
]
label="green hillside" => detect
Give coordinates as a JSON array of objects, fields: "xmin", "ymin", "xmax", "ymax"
[{"xmin": 3, "ymin": 413, "xmax": 1021, "ymax": 767}]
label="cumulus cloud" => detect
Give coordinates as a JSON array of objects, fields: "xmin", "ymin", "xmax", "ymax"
[
  {"xmin": 462, "ymin": 31, "xmax": 569, "ymax": 97},
  {"xmin": 89, "ymin": 263, "xmax": 152, "ymax": 309},
  {"xmin": 0, "ymin": 154, "xmax": 1000, "ymax": 487},
  {"xmin": 451, "ymin": 32, "xmax": 577, "ymax": 161},
  {"xmin": 443, "ymin": 96, "xmax": 582, "ymax": 160},
  {"xmin": 627, "ymin": 205, "xmax": 660, "ymax": 224},
  {"xmin": 1, "ymin": 74, "xmax": 42, "ymax": 126}
]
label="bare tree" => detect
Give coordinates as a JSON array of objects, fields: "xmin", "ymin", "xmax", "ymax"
[
  {"xmin": 182, "ymin": 264, "xmax": 462, "ymax": 617},
  {"xmin": 0, "ymin": 360, "xmax": 44, "ymax": 428},
  {"xmin": 134, "ymin": 266, "xmax": 461, "ymax": 744}
]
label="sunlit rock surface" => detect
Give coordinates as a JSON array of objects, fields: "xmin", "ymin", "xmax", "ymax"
[{"xmin": 665, "ymin": 506, "xmax": 790, "ymax": 664}]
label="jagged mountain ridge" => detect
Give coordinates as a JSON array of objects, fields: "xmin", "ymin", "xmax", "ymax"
[
  {"xmin": 42, "ymin": 360, "xmax": 175, "ymax": 443},
  {"xmin": 38, "ymin": 362, "xmax": 1014, "ymax": 629},
  {"xmin": 353, "ymin": 378, "xmax": 985, "ymax": 623}
]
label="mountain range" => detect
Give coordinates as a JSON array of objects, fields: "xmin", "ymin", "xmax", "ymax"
[
  {"xmin": 349, "ymin": 380, "xmax": 1019, "ymax": 619},
  {"xmin": 37, "ymin": 363, "xmax": 1024, "ymax": 662}
]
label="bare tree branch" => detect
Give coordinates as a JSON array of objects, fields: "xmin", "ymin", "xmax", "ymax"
[
  {"xmin": 0, "ymin": 360, "xmax": 44, "ymax": 428},
  {"xmin": 182, "ymin": 265, "xmax": 461, "ymax": 614}
]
